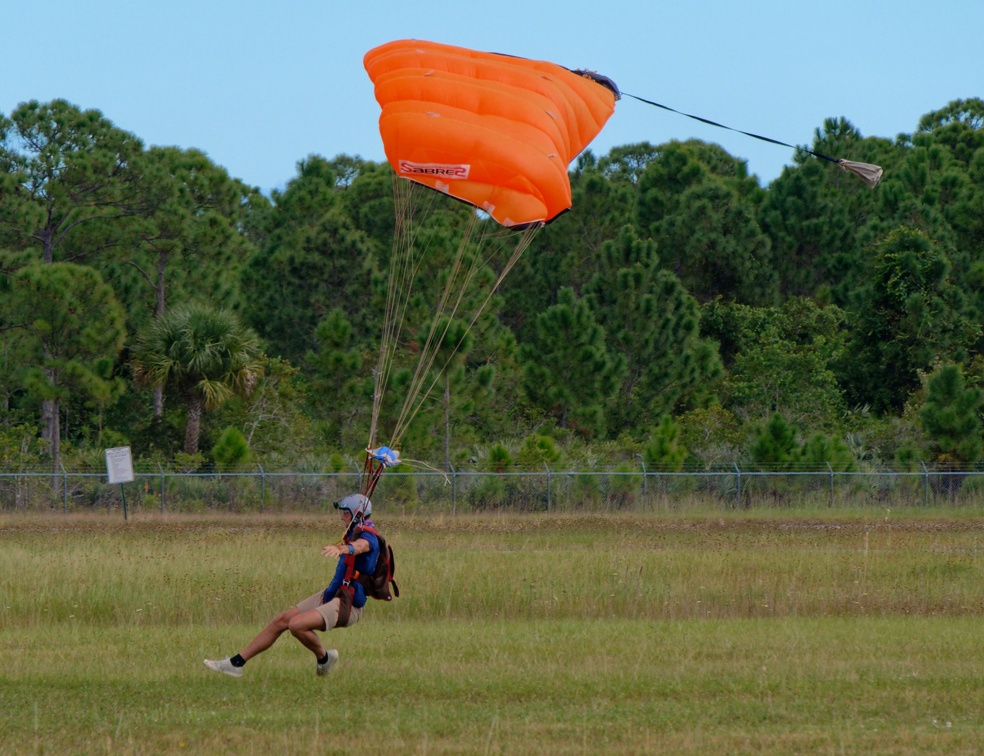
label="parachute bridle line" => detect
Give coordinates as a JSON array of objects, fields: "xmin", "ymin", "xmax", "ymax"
[{"xmin": 623, "ymin": 92, "xmax": 883, "ymax": 187}]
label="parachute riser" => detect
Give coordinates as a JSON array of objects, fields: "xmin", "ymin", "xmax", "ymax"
[{"xmin": 361, "ymin": 452, "xmax": 386, "ymax": 500}]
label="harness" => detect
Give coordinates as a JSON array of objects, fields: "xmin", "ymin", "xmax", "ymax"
[
  {"xmin": 335, "ymin": 525, "xmax": 381, "ymax": 628},
  {"xmin": 341, "ymin": 525, "xmax": 380, "ymax": 587}
]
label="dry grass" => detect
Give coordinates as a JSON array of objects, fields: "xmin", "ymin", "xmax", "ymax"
[{"xmin": 2, "ymin": 510, "xmax": 984, "ymax": 753}]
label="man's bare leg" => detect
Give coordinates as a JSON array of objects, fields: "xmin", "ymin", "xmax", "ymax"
[
  {"xmin": 288, "ymin": 609, "xmax": 329, "ymax": 658},
  {"xmin": 240, "ymin": 606, "xmax": 301, "ymax": 661}
]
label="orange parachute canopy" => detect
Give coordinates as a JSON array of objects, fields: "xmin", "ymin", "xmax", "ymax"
[{"xmin": 364, "ymin": 39, "xmax": 619, "ymax": 228}]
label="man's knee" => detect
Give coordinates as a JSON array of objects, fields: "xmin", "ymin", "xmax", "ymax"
[
  {"xmin": 270, "ymin": 609, "xmax": 294, "ymax": 632},
  {"xmin": 288, "ymin": 611, "xmax": 325, "ymax": 635}
]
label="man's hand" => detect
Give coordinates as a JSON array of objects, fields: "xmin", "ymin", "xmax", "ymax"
[{"xmin": 322, "ymin": 543, "xmax": 346, "ymax": 559}]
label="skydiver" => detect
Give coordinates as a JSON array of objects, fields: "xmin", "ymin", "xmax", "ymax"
[{"xmin": 203, "ymin": 493, "xmax": 382, "ymax": 678}]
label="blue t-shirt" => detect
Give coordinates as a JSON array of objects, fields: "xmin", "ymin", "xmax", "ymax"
[{"xmin": 322, "ymin": 528, "xmax": 380, "ymax": 609}]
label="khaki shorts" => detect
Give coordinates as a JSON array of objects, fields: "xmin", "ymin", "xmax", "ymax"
[{"xmin": 295, "ymin": 591, "xmax": 364, "ymax": 630}]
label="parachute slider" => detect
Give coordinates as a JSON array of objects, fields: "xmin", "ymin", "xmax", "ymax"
[
  {"xmin": 361, "ymin": 446, "xmax": 399, "ymax": 500},
  {"xmin": 369, "ymin": 446, "xmax": 401, "ymax": 468}
]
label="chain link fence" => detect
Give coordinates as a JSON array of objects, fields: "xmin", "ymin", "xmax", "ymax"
[{"xmin": 2, "ymin": 465, "xmax": 983, "ymax": 514}]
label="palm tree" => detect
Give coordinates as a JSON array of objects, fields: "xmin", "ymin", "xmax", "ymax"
[{"xmin": 132, "ymin": 303, "xmax": 263, "ymax": 455}]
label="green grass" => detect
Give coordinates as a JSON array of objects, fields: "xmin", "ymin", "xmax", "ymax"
[{"xmin": 2, "ymin": 511, "xmax": 984, "ymax": 753}]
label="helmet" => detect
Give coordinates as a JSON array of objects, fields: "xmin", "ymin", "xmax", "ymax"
[{"xmin": 334, "ymin": 493, "xmax": 371, "ymax": 519}]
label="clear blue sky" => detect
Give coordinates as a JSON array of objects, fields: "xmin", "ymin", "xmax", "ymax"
[{"xmin": 3, "ymin": 1, "xmax": 981, "ymax": 193}]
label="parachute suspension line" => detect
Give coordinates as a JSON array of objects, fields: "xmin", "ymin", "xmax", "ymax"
[
  {"xmin": 387, "ymin": 222, "xmax": 539, "ymax": 448},
  {"xmin": 368, "ymin": 179, "xmax": 407, "ymax": 451},
  {"xmin": 369, "ymin": 177, "xmax": 434, "ymax": 452},
  {"xmin": 368, "ymin": 177, "xmax": 539, "ymax": 468},
  {"xmin": 389, "ymin": 212, "xmax": 487, "ymax": 444}
]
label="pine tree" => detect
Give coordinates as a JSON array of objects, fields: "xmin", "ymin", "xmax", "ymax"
[
  {"xmin": 841, "ymin": 227, "xmax": 978, "ymax": 412},
  {"xmin": 521, "ymin": 287, "xmax": 622, "ymax": 438},
  {"xmin": 748, "ymin": 413, "xmax": 798, "ymax": 470},
  {"xmin": 584, "ymin": 225, "xmax": 722, "ymax": 432},
  {"xmin": 919, "ymin": 363, "xmax": 983, "ymax": 470},
  {"xmin": 6, "ymin": 262, "xmax": 126, "ymax": 481}
]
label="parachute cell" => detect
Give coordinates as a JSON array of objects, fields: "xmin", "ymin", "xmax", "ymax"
[{"xmin": 364, "ymin": 39, "xmax": 618, "ymax": 228}]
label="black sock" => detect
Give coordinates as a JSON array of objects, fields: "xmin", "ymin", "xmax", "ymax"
[
  {"xmin": 230, "ymin": 654, "xmax": 246, "ymax": 667},
  {"xmin": 317, "ymin": 653, "xmax": 329, "ymax": 665}
]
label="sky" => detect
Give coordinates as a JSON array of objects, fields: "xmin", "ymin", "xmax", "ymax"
[{"xmin": 3, "ymin": 1, "xmax": 981, "ymax": 194}]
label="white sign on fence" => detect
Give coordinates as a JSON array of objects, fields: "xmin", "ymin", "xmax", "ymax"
[{"xmin": 105, "ymin": 446, "xmax": 135, "ymax": 484}]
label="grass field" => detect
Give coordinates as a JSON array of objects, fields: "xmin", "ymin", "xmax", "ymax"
[{"xmin": 2, "ymin": 509, "xmax": 984, "ymax": 753}]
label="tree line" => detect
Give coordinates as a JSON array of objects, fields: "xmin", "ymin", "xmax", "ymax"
[{"xmin": 2, "ymin": 97, "xmax": 983, "ymax": 479}]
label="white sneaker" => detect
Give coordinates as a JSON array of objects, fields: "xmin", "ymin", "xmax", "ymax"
[
  {"xmin": 316, "ymin": 649, "xmax": 339, "ymax": 677},
  {"xmin": 204, "ymin": 657, "xmax": 243, "ymax": 678}
]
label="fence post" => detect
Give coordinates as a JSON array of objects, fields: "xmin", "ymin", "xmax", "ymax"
[
  {"xmin": 639, "ymin": 457, "xmax": 647, "ymax": 513},
  {"xmin": 827, "ymin": 461, "xmax": 834, "ymax": 508},
  {"xmin": 158, "ymin": 462, "xmax": 165, "ymax": 514},
  {"xmin": 544, "ymin": 463, "xmax": 551, "ymax": 513},
  {"xmin": 258, "ymin": 464, "xmax": 265, "ymax": 513},
  {"xmin": 59, "ymin": 461, "xmax": 69, "ymax": 513},
  {"xmin": 450, "ymin": 463, "xmax": 457, "ymax": 516},
  {"xmin": 920, "ymin": 461, "xmax": 930, "ymax": 506},
  {"xmin": 734, "ymin": 463, "xmax": 741, "ymax": 509}
]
